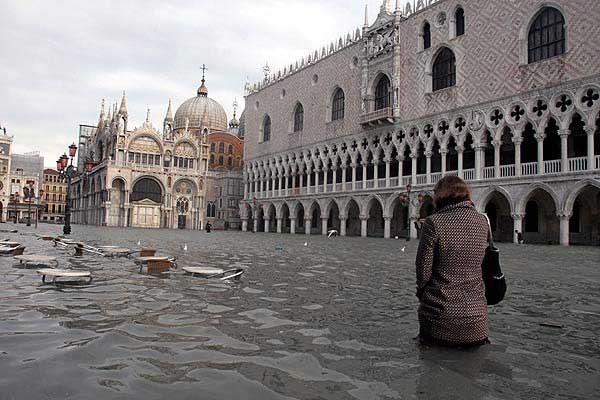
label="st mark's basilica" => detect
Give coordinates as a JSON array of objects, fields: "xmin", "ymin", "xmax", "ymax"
[{"xmin": 70, "ymin": 73, "xmax": 245, "ymax": 230}]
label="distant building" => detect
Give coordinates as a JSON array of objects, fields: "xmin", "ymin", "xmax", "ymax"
[
  {"xmin": 8, "ymin": 152, "xmax": 44, "ymax": 223},
  {"xmin": 0, "ymin": 132, "xmax": 13, "ymax": 222},
  {"xmin": 40, "ymin": 169, "xmax": 67, "ymax": 223}
]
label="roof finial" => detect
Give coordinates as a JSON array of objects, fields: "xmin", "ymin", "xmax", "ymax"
[
  {"xmin": 146, "ymin": 108, "xmax": 151, "ymax": 123},
  {"xmin": 263, "ymin": 62, "xmax": 271, "ymax": 81},
  {"xmin": 395, "ymin": 0, "xmax": 402, "ymax": 12},
  {"xmin": 381, "ymin": 0, "xmax": 390, "ymax": 13},
  {"xmin": 198, "ymin": 64, "xmax": 209, "ymax": 96},
  {"xmin": 364, "ymin": 4, "xmax": 369, "ymax": 28}
]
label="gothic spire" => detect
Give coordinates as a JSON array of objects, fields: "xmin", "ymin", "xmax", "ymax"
[
  {"xmin": 165, "ymin": 99, "xmax": 173, "ymax": 121},
  {"xmin": 364, "ymin": 4, "xmax": 369, "ymax": 28},
  {"xmin": 119, "ymin": 91, "xmax": 128, "ymax": 116}
]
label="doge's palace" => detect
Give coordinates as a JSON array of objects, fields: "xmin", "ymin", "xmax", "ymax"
[{"xmin": 241, "ymin": 0, "xmax": 600, "ymax": 246}]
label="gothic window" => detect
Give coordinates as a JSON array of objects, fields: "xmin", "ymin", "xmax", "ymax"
[
  {"xmin": 228, "ymin": 157, "xmax": 233, "ymax": 167},
  {"xmin": 219, "ymin": 142, "xmax": 225, "ymax": 153},
  {"xmin": 210, "ymin": 154, "xmax": 215, "ymax": 164},
  {"xmin": 432, "ymin": 47, "xmax": 456, "ymax": 91},
  {"xmin": 218, "ymin": 156, "xmax": 224, "ymax": 166},
  {"xmin": 332, "ymin": 88, "xmax": 345, "ymax": 121},
  {"xmin": 294, "ymin": 103, "xmax": 304, "ymax": 132},
  {"xmin": 210, "ymin": 143, "xmax": 215, "ymax": 152},
  {"xmin": 228, "ymin": 144, "xmax": 233, "ymax": 154},
  {"xmin": 455, "ymin": 7, "xmax": 465, "ymax": 36},
  {"xmin": 423, "ymin": 22, "xmax": 431, "ymax": 49},
  {"xmin": 528, "ymin": 7, "xmax": 565, "ymax": 63},
  {"xmin": 375, "ymin": 75, "xmax": 391, "ymax": 110},
  {"xmin": 262, "ymin": 115, "xmax": 271, "ymax": 142}
]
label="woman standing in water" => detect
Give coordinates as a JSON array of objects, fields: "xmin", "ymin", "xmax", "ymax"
[{"xmin": 416, "ymin": 176, "xmax": 489, "ymax": 347}]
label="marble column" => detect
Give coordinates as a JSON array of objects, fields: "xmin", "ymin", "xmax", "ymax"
[
  {"xmin": 474, "ymin": 147, "xmax": 482, "ymax": 180},
  {"xmin": 276, "ymin": 218, "xmax": 282, "ymax": 233},
  {"xmin": 512, "ymin": 213, "xmax": 523, "ymax": 244},
  {"xmin": 360, "ymin": 217, "xmax": 368, "ymax": 238},
  {"xmin": 290, "ymin": 218, "xmax": 296, "ymax": 235},
  {"xmin": 514, "ymin": 138, "xmax": 522, "ymax": 177},
  {"xmin": 425, "ymin": 152, "xmax": 432, "ymax": 184},
  {"xmin": 560, "ymin": 130, "xmax": 569, "ymax": 173},
  {"xmin": 340, "ymin": 217, "xmax": 347, "ymax": 237},
  {"xmin": 441, "ymin": 150, "xmax": 447, "ymax": 176},
  {"xmin": 341, "ymin": 166, "xmax": 347, "ymax": 191},
  {"xmin": 351, "ymin": 163, "xmax": 357, "ymax": 191},
  {"xmin": 493, "ymin": 141, "xmax": 501, "ymax": 178},
  {"xmin": 242, "ymin": 219, "xmax": 248, "ymax": 232},
  {"xmin": 305, "ymin": 219, "xmax": 311, "ymax": 236},
  {"xmin": 411, "ymin": 155, "xmax": 417, "ymax": 185},
  {"xmin": 384, "ymin": 217, "xmax": 391, "ymax": 239},
  {"xmin": 373, "ymin": 161, "xmax": 379, "ymax": 188},
  {"xmin": 321, "ymin": 218, "xmax": 328, "ymax": 236},
  {"xmin": 559, "ymin": 214, "xmax": 570, "ymax": 246},
  {"xmin": 385, "ymin": 159, "xmax": 391, "ymax": 188},
  {"xmin": 587, "ymin": 128, "xmax": 595, "ymax": 171},
  {"xmin": 536, "ymin": 136, "xmax": 545, "ymax": 175}
]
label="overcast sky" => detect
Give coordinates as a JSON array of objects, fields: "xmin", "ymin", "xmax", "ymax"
[{"xmin": 0, "ymin": 0, "xmax": 391, "ymax": 167}]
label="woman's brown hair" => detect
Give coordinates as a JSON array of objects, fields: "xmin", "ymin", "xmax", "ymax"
[{"xmin": 433, "ymin": 176, "xmax": 472, "ymax": 211}]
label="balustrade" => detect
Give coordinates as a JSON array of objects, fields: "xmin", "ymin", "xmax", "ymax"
[
  {"xmin": 431, "ymin": 172, "xmax": 442, "ymax": 184},
  {"xmin": 544, "ymin": 159, "xmax": 561, "ymax": 174},
  {"xmin": 500, "ymin": 165, "xmax": 515, "ymax": 177},
  {"xmin": 596, "ymin": 155, "xmax": 600, "ymax": 170},
  {"xmin": 416, "ymin": 174, "xmax": 427, "ymax": 185},
  {"xmin": 366, "ymin": 180, "xmax": 375, "ymax": 189},
  {"xmin": 402, "ymin": 176, "xmax": 412, "ymax": 187},
  {"xmin": 569, "ymin": 157, "xmax": 587, "ymax": 172},
  {"xmin": 521, "ymin": 162, "xmax": 538, "ymax": 176},
  {"xmin": 390, "ymin": 177, "xmax": 399, "ymax": 187},
  {"xmin": 483, "ymin": 166, "xmax": 495, "ymax": 179},
  {"xmin": 462, "ymin": 169, "xmax": 475, "ymax": 181}
]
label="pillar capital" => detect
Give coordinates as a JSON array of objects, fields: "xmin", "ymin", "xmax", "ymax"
[
  {"xmin": 557, "ymin": 212, "xmax": 572, "ymax": 220},
  {"xmin": 511, "ymin": 213, "xmax": 523, "ymax": 221},
  {"xmin": 558, "ymin": 129, "xmax": 570, "ymax": 138}
]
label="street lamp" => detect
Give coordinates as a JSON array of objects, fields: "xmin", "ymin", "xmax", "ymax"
[
  {"xmin": 57, "ymin": 143, "xmax": 78, "ymax": 235},
  {"xmin": 398, "ymin": 184, "xmax": 425, "ymax": 241}
]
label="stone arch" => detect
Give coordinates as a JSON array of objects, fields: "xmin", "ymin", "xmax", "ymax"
[
  {"xmin": 266, "ymin": 203, "xmax": 277, "ymax": 233},
  {"xmin": 427, "ymin": 45, "xmax": 457, "ymax": 92},
  {"xmin": 519, "ymin": 185, "xmax": 561, "ymax": 244},
  {"xmin": 563, "ymin": 179, "xmax": 600, "ymax": 216},
  {"xmin": 345, "ymin": 198, "xmax": 361, "ymax": 237},
  {"xmin": 306, "ymin": 200, "xmax": 322, "ymax": 234},
  {"xmin": 131, "ymin": 176, "xmax": 164, "ymax": 203},
  {"xmin": 279, "ymin": 202, "xmax": 291, "ymax": 233},
  {"xmin": 173, "ymin": 178, "xmax": 198, "ymax": 197},
  {"xmin": 479, "ymin": 188, "xmax": 514, "ymax": 242},
  {"xmin": 366, "ymin": 196, "xmax": 384, "ymax": 237},
  {"xmin": 127, "ymin": 133, "xmax": 164, "ymax": 153},
  {"xmin": 386, "ymin": 193, "xmax": 410, "ymax": 238},
  {"xmin": 516, "ymin": 183, "xmax": 560, "ymax": 216}
]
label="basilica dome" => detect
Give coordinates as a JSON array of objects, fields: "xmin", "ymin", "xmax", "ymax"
[{"xmin": 174, "ymin": 79, "xmax": 228, "ymax": 132}]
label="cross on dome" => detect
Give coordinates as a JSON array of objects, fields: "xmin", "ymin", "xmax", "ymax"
[{"xmin": 197, "ymin": 64, "xmax": 209, "ymax": 97}]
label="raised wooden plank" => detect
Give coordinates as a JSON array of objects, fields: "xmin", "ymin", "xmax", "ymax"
[
  {"xmin": 135, "ymin": 256, "xmax": 169, "ymax": 263},
  {"xmin": 14, "ymin": 255, "xmax": 57, "ymax": 264},
  {"xmin": 37, "ymin": 269, "xmax": 91, "ymax": 278},
  {"xmin": 183, "ymin": 267, "xmax": 225, "ymax": 276}
]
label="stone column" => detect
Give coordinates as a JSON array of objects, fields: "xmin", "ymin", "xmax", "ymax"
[
  {"xmin": 314, "ymin": 170, "xmax": 319, "ymax": 192},
  {"xmin": 360, "ymin": 216, "xmax": 368, "ymax": 238},
  {"xmin": 441, "ymin": 150, "xmax": 447, "ymax": 176},
  {"xmin": 587, "ymin": 128, "xmax": 595, "ymax": 171},
  {"xmin": 306, "ymin": 169, "xmax": 311, "ymax": 194},
  {"xmin": 411, "ymin": 155, "xmax": 417, "ymax": 185},
  {"xmin": 493, "ymin": 140, "xmax": 501, "ymax": 178},
  {"xmin": 340, "ymin": 217, "xmax": 347, "ymax": 237},
  {"xmin": 373, "ymin": 161, "xmax": 379, "ymax": 188},
  {"xmin": 290, "ymin": 218, "xmax": 296, "ymax": 234},
  {"xmin": 332, "ymin": 166, "xmax": 338, "ymax": 192},
  {"xmin": 512, "ymin": 213, "xmax": 523, "ymax": 244},
  {"xmin": 244, "ymin": 180, "xmax": 249, "ymax": 200},
  {"xmin": 351, "ymin": 163, "xmax": 357, "ymax": 191},
  {"xmin": 242, "ymin": 219, "xmax": 248, "ymax": 232},
  {"xmin": 292, "ymin": 173, "xmax": 297, "ymax": 193},
  {"xmin": 537, "ymin": 136, "xmax": 545, "ymax": 175},
  {"xmin": 305, "ymin": 219, "xmax": 311, "ymax": 236},
  {"xmin": 264, "ymin": 218, "xmax": 270, "ymax": 233},
  {"xmin": 362, "ymin": 162, "xmax": 367, "ymax": 188},
  {"xmin": 321, "ymin": 218, "xmax": 328, "ymax": 236},
  {"xmin": 284, "ymin": 173, "xmax": 289, "ymax": 196},
  {"xmin": 409, "ymin": 217, "xmax": 418, "ymax": 239},
  {"xmin": 559, "ymin": 213, "xmax": 570, "ymax": 246},
  {"xmin": 384, "ymin": 217, "xmax": 391, "ymax": 239},
  {"xmin": 278, "ymin": 176, "xmax": 283, "ymax": 197},
  {"xmin": 457, "ymin": 146, "xmax": 464, "ymax": 177},
  {"xmin": 271, "ymin": 177, "xmax": 276, "ymax": 198},
  {"xmin": 474, "ymin": 146, "xmax": 482, "ymax": 180},
  {"xmin": 425, "ymin": 151, "xmax": 432, "ymax": 184},
  {"xmin": 560, "ymin": 130, "xmax": 569, "ymax": 173},
  {"xmin": 276, "ymin": 218, "xmax": 282, "ymax": 233},
  {"xmin": 398, "ymin": 158, "xmax": 404, "ymax": 184},
  {"xmin": 341, "ymin": 166, "xmax": 347, "ymax": 191},
  {"xmin": 323, "ymin": 167, "xmax": 328, "ymax": 193},
  {"xmin": 385, "ymin": 159, "xmax": 391, "ymax": 188},
  {"xmin": 299, "ymin": 173, "xmax": 304, "ymax": 192},
  {"xmin": 514, "ymin": 138, "xmax": 522, "ymax": 177},
  {"xmin": 253, "ymin": 217, "xmax": 259, "ymax": 233}
]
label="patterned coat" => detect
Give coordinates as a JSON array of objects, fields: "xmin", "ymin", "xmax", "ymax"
[{"xmin": 416, "ymin": 201, "xmax": 489, "ymax": 344}]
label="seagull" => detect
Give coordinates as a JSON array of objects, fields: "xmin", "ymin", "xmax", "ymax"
[
  {"xmin": 401, "ymin": 247, "xmax": 406, "ymax": 252},
  {"xmin": 395, "ymin": 236, "xmax": 399, "ymax": 240},
  {"xmin": 304, "ymin": 242, "xmax": 308, "ymax": 247},
  {"xmin": 327, "ymin": 230, "xmax": 338, "ymax": 238},
  {"xmin": 137, "ymin": 240, "xmax": 141, "ymax": 246},
  {"xmin": 183, "ymin": 244, "xmax": 188, "ymax": 252}
]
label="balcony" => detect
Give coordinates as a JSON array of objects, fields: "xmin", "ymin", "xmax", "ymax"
[{"xmin": 359, "ymin": 107, "xmax": 394, "ymax": 127}]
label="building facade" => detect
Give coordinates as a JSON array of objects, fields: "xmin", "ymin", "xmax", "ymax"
[
  {"xmin": 8, "ymin": 152, "xmax": 45, "ymax": 224},
  {"xmin": 0, "ymin": 132, "xmax": 13, "ymax": 222},
  {"xmin": 41, "ymin": 169, "xmax": 66, "ymax": 223},
  {"xmin": 70, "ymin": 75, "xmax": 246, "ymax": 230},
  {"xmin": 241, "ymin": 0, "xmax": 600, "ymax": 246},
  {"xmin": 206, "ymin": 121, "xmax": 245, "ymax": 230}
]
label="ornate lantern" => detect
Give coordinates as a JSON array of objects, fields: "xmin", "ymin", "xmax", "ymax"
[{"xmin": 68, "ymin": 143, "xmax": 78, "ymax": 158}]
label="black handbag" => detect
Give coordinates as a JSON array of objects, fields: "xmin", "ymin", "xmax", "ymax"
[{"xmin": 482, "ymin": 215, "xmax": 507, "ymax": 305}]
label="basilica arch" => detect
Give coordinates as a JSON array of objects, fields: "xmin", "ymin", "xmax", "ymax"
[{"xmin": 131, "ymin": 177, "xmax": 164, "ymax": 229}]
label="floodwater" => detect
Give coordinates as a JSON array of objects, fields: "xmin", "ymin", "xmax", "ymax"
[{"xmin": 0, "ymin": 224, "xmax": 599, "ymax": 400}]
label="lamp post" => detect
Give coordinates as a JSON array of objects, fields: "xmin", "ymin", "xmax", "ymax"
[
  {"xmin": 398, "ymin": 184, "xmax": 425, "ymax": 241},
  {"xmin": 57, "ymin": 143, "xmax": 78, "ymax": 235},
  {"xmin": 24, "ymin": 180, "xmax": 35, "ymax": 227}
]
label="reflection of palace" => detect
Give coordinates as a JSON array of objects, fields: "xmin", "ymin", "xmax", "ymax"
[
  {"xmin": 71, "ymin": 73, "xmax": 244, "ymax": 230},
  {"xmin": 241, "ymin": 1, "xmax": 600, "ymax": 246}
]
